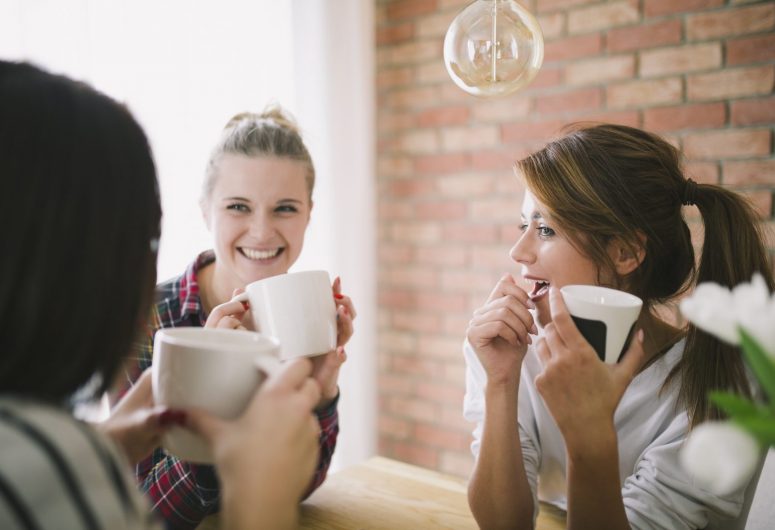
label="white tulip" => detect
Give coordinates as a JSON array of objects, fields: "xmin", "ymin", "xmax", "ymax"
[
  {"xmin": 680, "ymin": 422, "xmax": 760, "ymax": 496},
  {"xmin": 679, "ymin": 283, "xmax": 738, "ymax": 345},
  {"xmin": 680, "ymin": 273, "xmax": 775, "ymax": 359}
]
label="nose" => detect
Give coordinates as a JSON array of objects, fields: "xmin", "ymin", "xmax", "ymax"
[
  {"xmin": 509, "ymin": 228, "xmax": 535, "ymax": 265},
  {"xmin": 249, "ymin": 211, "xmax": 277, "ymax": 240}
]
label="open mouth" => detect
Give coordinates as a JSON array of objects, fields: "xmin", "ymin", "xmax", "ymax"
[
  {"xmin": 239, "ymin": 247, "xmax": 284, "ymax": 261},
  {"xmin": 529, "ymin": 280, "xmax": 550, "ymax": 300}
]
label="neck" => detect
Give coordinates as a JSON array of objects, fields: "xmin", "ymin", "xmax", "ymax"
[
  {"xmin": 637, "ymin": 311, "xmax": 684, "ymax": 367},
  {"xmin": 197, "ymin": 261, "xmax": 236, "ymax": 315}
]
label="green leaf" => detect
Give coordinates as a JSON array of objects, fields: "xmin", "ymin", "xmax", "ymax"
[
  {"xmin": 710, "ymin": 392, "xmax": 760, "ymax": 418},
  {"xmin": 739, "ymin": 328, "xmax": 775, "ymax": 403},
  {"xmin": 733, "ymin": 415, "xmax": 775, "ymax": 446}
]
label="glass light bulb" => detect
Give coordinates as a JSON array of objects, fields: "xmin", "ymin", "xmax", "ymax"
[{"xmin": 443, "ymin": 0, "xmax": 544, "ymax": 98}]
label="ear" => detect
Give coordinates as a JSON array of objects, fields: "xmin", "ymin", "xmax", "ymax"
[{"xmin": 608, "ymin": 234, "xmax": 646, "ymax": 276}]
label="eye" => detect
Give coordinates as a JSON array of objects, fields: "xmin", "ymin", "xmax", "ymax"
[
  {"xmin": 537, "ymin": 225, "xmax": 555, "ymax": 238},
  {"xmin": 275, "ymin": 204, "xmax": 299, "ymax": 214},
  {"xmin": 226, "ymin": 203, "xmax": 250, "ymax": 213}
]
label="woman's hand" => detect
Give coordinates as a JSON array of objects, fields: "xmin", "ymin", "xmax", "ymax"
[
  {"xmin": 184, "ymin": 359, "xmax": 321, "ymax": 530},
  {"xmin": 466, "ymin": 274, "xmax": 537, "ymax": 386},
  {"xmin": 534, "ymin": 287, "xmax": 647, "ymax": 453},
  {"xmin": 97, "ymin": 370, "xmax": 185, "ymax": 465},
  {"xmin": 204, "ymin": 288, "xmax": 249, "ymax": 330},
  {"xmin": 308, "ymin": 276, "xmax": 354, "ymax": 410}
]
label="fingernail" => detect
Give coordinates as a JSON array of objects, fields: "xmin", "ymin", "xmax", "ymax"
[
  {"xmin": 526, "ymin": 299, "xmax": 536, "ymax": 309},
  {"xmin": 531, "ymin": 324, "xmax": 538, "ymax": 334},
  {"xmin": 334, "ymin": 293, "xmax": 344, "ymax": 300},
  {"xmin": 159, "ymin": 410, "xmax": 187, "ymax": 427},
  {"xmin": 241, "ymin": 301, "xmax": 250, "ymax": 311}
]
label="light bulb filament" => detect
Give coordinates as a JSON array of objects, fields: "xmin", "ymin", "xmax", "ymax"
[{"xmin": 491, "ymin": 1, "xmax": 497, "ymax": 84}]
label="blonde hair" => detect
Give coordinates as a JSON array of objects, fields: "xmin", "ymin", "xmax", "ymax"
[{"xmin": 201, "ymin": 104, "xmax": 315, "ymax": 204}]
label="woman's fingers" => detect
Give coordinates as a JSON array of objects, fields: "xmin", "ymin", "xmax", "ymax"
[
  {"xmin": 485, "ymin": 273, "xmax": 533, "ymax": 307},
  {"xmin": 336, "ymin": 305, "xmax": 354, "ymax": 346},
  {"xmin": 205, "ymin": 297, "xmax": 249, "ymax": 329},
  {"xmin": 332, "ymin": 277, "xmax": 357, "ymax": 320}
]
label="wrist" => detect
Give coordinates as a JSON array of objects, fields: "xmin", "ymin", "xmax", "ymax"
[{"xmin": 564, "ymin": 422, "xmax": 617, "ymax": 462}]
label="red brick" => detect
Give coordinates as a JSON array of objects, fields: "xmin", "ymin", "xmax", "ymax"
[
  {"xmin": 442, "ymin": 223, "xmax": 499, "ymax": 243},
  {"xmin": 535, "ymin": 87, "xmax": 603, "ymax": 115},
  {"xmin": 416, "ymin": 292, "xmax": 469, "ymax": 313},
  {"xmin": 378, "ymin": 155, "xmax": 413, "ymax": 178},
  {"xmin": 471, "ymin": 198, "xmax": 525, "ymax": 221},
  {"xmin": 384, "ymin": 264, "xmax": 441, "ymax": 286},
  {"xmin": 501, "ymin": 119, "xmax": 566, "ymax": 143},
  {"xmin": 388, "ymin": 40, "xmax": 441, "ymax": 66},
  {"xmin": 377, "ymin": 67, "xmax": 413, "ymax": 89},
  {"xmin": 441, "ymin": 126, "xmax": 500, "ymax": 151},
  {"xmin": 472, "ymin": 97, "xmax": 531, "ymax": 122},
  {"xmin": 378, "ymin": 243, "xmax": 413, "ymax": 264},
  {"xmin": 607, "ymin": 19, "xmax": 681, "ymax": 53},
  {"xmin": 415, "ymin": 245, "xmax": 468, "ymax": 266},
  {"xmin": 379, "ymin": 330, "xmax": 418, "ymax": 356},
  {"xmin": 723, "ymin": 160, "xmax": 775, "ymax": 186},
  {"xmin": 416, "ymin": 61, "xmax": 449, "ymax": 84},
  {"xmin": 740, "ymin": 190, "xmax": 773, "ymax": 219},
  {"xmin": 471, "ymin": 150, "xmax": 520, "ymax": 171},
  {"xmin": 644, "ymin": 0, "xmax": 724, "ymax": 18},
  {"xmin": 640, "ymin": 43, "xmax": 722, "ymax": 77},
  {"xmin": 728, "ymin": 34, "xmax": 775, "ymax": 67},
  {"xmin": 686, "ymin": 4, "xmax": 775, "ymax": 41},
  {"xmin": 390, "ymin": 440, "xmax": 439, "ymax": 469},
  {"xmin": 396, "ymin": 129, "xmax": 440, "ymax": 154},
  {"xmin": 387, "ymin": 86, "xmax": 440, "ymax": 109},
  {"xmin": 607, "ymin": 78, "xmax": 683, "ymax": 109},
  {"xmin": 688, "ymin": 66, "xmax": 775, "ymax": 101},
  {"xmin": 378, "ymin": 111, "xmax": 415, "ymax": 134},
  {"xmin": 379, "ymin": 201, "xmax": 415, "ymax": 221},
  {"xmin": 414, "ymin": 424, "xmax": 469, "ymax": 451},
  {"xmin": 378, "ymin": 416, "xmax": 413, "ymax": 440},
  {"xmin": 564, "ymin": 55, "xmax": 635, "ymax": 86},
  {"xmin": 415, "ymin": 200, "xmax": 469, "ymax": 220},
  {"xmin": 379, "ymin": 289, "xmax": 415, "ymax": 310},
  {"xmin": 378, "ymin": 373, "xmax": 415, "ymax": 395},
  {"xmin": 577, "ymin": 110, "xmax": 641, "ymax": 128},
  {"xmin": 415, "ymin": 152, "xmax": 470, "ymax": 175},
  {"xmin": 643, "ymin": 102, "xmax": 726, "ymax": 132},
  {"xmin": 416, "ymin": 12, "xmax": 454, "ymax": 39},
  {"xmin": 683, "ymin": 129, "xmax": 771, "ymax": 160},
  {"xmin": 537, "ymin": 0, "xmax": 597, "ymax": 14},
  {"xmin": 417, "ymin": 106, "xmax": 469, "ymax": 128},
  {"xmin": 568, "ymin": 0, "xmax": 639, "ymax": 35},
  {"xmin": 441, "ymin": 269, "xmax": 500, "ymax": 293},
  {"xmin": 417, "ymin": 335, "xmax": 466, "ymax": 360},
  {"xmin": 470, "ymin": 246, "xmax": 514, "ymax": 269},
  {"xmin": 386, "ymin": 0, "xmax": 438, "ymax": 21},
  {"xmin": 537, "ymin": 13, "xmax": 565, "ymax": 39},
  {"xmin": 731, "ymin": 97, "xmax": 775, "ymax": 126},
  {"xmin": 389, "ymin": 222, "xmax": 443, "ymax": 244},
  {"xmin": 390, "ymin": 356, "xmax": 444, "ymax": 380},
  {"xmin": 544, "ymin": 33, "xmax": 603, "ymax": 62},
  {"xmin": 436, "ymin": 175, "xmax": 496, "ymax": 197},
  {"xmin": 415, "ymin": 380, "xmax": 466, "ymax": 407},
  {"xmin": 684, "ymin": 161, "xmax": 720, "ymax": 185},
  {"xmin": 393, "ymin": 310, "xmax": 443, "ymax": 333},
  {"xmin": 377, "ymin": 23, "xmax": 415, "ymax": 46},
  {"xmin": 389, "ymin": 178, "xmax": 436, "ymax": 197},
  {"xmin": 528, "ymin": 66, "xmax": 563, "ymax": 90}
]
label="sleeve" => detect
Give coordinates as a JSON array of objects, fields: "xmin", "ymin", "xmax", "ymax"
[
  {"xmin": 622, "ymin": 415, "xmax": 747, "ymax": 530},
  {"xmin": 302, "ymin": 392, "xmax": 340, "ymax": 499},
  {"xmin": 462, "ymin": 341, "xmax": 542, "ymax": 521}
]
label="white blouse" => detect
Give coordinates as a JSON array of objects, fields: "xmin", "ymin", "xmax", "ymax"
[{"xmin": 463, "ymin": 338, "xmax": 757, "ymax": 530}]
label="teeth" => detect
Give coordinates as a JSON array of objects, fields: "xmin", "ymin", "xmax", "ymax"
[{"xmin": 242, "ymin": 247, "xmax": 281, "ymax": 260}]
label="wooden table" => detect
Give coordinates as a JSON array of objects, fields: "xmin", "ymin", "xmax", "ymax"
[{"xmin": 298, "ymin": 456, "xmax": 566, "ymax": 529}]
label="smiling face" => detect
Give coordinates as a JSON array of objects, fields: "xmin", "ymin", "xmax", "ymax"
[
  {"xmin": 203, "ymin": 154, "xmax": 311, "ymax": 293},
  {"xmin": 511, "ymin": 191, "xmax": 613, "ymax": 328}
]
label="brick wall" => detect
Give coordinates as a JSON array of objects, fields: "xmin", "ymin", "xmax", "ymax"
[{"xmin": 375, "ymin": 0, "xmax": 775, "ymax": 478}]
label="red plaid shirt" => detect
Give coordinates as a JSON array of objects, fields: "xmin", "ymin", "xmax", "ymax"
[{"xmin": 115, "ymin": 251, "xmax": 339, "ymax": 530}]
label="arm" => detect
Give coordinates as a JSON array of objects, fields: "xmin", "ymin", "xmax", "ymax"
[
  {"xmin": 465, "ymin": 274, "xmax": 538, "ymax": 529},
  {"xmin": 535, "ymin": 288, "xmax": 647, "ymax": 530}
]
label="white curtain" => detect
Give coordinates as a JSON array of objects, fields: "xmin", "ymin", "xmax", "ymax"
[{"xmin": 0, "ymin": 0, "xmax": 376, "ymax": 470}]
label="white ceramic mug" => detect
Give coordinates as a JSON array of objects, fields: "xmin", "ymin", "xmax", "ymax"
[
  {"xmin": 560, "ymin": 285, "xmax": 643, "ymax": 364},
  {"xmin": 236, "ymin": 270, "xmax": 337, "ymax": 360},
  {"xmin": 151, "ymin": 327, "xmax": 281, "ymax": 464}
]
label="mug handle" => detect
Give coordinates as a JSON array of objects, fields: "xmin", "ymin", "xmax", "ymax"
[{"xmin": 254, "ymin": 355, "xmax": 281, "ymax": 378}]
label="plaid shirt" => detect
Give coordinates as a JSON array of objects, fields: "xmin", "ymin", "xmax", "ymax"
[{"xmin": 116, "ymin": 251, "xmax": 339, "ymax": 530}]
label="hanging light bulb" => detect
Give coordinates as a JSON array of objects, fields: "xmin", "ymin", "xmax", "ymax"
[{"xmin": 443, "ymin": 0, "xmax": 544, "ymax": 98}]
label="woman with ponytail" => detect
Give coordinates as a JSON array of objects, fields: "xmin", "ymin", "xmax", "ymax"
[
  {"xmin": 115, "ymin": 106, "xmax": 356, "ymax": 529},
  {"xmin": 464, "ymin": 123, "xmax": 772, "ymax": 529}
]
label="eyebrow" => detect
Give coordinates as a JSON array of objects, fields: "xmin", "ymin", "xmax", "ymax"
[
  {"xmin": 221, "ymin": 197, "xmax": 304, "ymax": 204},
  {"xmin": 521, "ymin": 211, "xmax": 544, "ymax": 220}
]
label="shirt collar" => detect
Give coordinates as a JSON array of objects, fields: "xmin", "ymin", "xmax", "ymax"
[{"xmin": 178, "ymin": 250, "xmax": 216, "ymax": 322}]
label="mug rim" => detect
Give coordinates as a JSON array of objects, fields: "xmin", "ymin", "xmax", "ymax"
[
  {"xmin": 245, "ymin": 269, "xmax": 330, "ymax": 290},
  {"xmin": 560, "ymin": 284, "xmax": 643, "ymax": 308},
  {"xmin": 156, "ymin": 328, "xmax": 280, "ymax": 352}
]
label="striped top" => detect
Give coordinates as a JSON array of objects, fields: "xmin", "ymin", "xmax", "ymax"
[{"xmin": 0, "ymin": 397, "xmax": 160, "ymax": 530}]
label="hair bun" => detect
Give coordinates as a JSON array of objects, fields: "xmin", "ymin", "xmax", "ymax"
[{"xmin": 223, "ymin": 104, "xmax": 300, "ymax": 135}]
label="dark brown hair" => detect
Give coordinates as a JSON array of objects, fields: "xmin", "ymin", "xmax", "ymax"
[
  {"xmin": 0, "ymin": 61, "xmax": 161, "ymax": 402},
  {"xmin": 517, "ymin": 123, "xmax": 773, "ymax": 426}
]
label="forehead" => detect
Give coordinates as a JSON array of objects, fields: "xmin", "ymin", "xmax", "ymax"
[
  {"xmin": 214, "ymin": 154, "xmax": 308, "ymax": 198},
  {"xmin": 520, "ymin": 191, "xmax": 543, "ymax": 218}
]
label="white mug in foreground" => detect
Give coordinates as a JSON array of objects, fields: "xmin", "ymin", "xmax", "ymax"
[
  {"xmin": 151, "ymin": 328, "xmax": 281, "ymax": 464},
  {"xmin": 243, "ymin": 270, "xmax": 337, "ymax": 360},
  {"xmin": 560, "ymin": 285, "xmax": 643, "ymax": 364}
]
